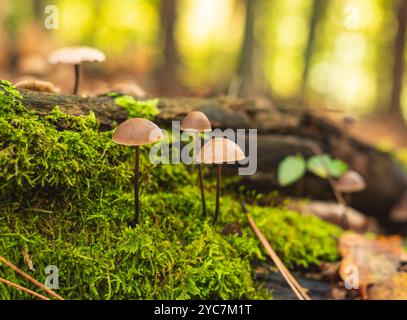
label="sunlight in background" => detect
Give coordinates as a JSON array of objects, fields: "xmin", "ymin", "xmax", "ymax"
[
  {"xmin": 177, "ymin": 0, "xmax": 244, "ymax": 87},
  {"xmin": 306, "ymin": 0, "xmax": 383, "ymax": 113},
  {"xmin": 2, "ymin": 0, "xmax": 405, "ymax": 115},
  {"xmin": 57, "ymin": 0, "xmax": 92, "ymax": 43},
  {"xmin": 54, "ymin": 0, "xmax": 159, "ymax": 72},
  {"xmin": 262, "ymin": 0, "xmax": 312, "ymax": 99}
]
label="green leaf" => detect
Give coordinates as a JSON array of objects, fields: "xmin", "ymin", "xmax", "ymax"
[
  {"xmin": 278, "ymin": 155, "xmax": 306, "ymax": 186},
  {"xmin": 307, "ymin": 155, "xmax": 348, "ymax": 178}
]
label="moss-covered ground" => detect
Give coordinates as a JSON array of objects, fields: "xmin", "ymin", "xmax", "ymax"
[{"xmin": 0, "ymin": 80, "xmax": 342, "ymax": 299}]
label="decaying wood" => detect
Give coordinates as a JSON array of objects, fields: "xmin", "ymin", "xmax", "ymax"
[
  {"xmin": 287, "ymin": 200, "xmax": 380, "ymax": 233},
  {"xmin": 17, "ymin": 89, "xmax": 407, "ymax": 232}
]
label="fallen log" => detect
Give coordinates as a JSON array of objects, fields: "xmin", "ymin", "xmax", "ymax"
[{"xmin": 17, "ymin": 89, "xmax": 407, "ymax": 233}]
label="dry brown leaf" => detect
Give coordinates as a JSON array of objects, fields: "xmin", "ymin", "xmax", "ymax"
[
  {"xmin": 368, "ymin": 273, "xmax": 407, "ymax": 300},
  {"xmin": 338, "ymin": 233, "xmax": 402, "ymax": 290}
]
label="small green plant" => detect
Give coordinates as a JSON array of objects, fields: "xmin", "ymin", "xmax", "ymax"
[{"xmin": 277, "ymin": 154, "xmax": 348, "ymax": 186}]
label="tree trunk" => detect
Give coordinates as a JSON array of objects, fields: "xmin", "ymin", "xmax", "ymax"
[
  {"xmin": 156, "ymin": 0, "xmax": 179, "ymax": 91},
  {"xmin": 16, "ymin": 88, "xmax": 407, "ymax": 233},
  {"xmin": 390, "ymin": 0, "xmax": 407, "ymax": 119},
  {"xmin": 0, "ymin": 0, "xmax": 7, "ymax": 68},
  {"xmin": 237, "ymin": 0, "xmax": 256, "ymax": 96},
  {"xmin": 300, "ymin": 0, "xmax": 326, "ymax": 101}
]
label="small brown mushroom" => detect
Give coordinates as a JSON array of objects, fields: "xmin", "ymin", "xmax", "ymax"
[
  {"xmin": 196, "ymin": 137, "xmax": 245, "ymax": 225},
  {"xmin": 181, "ymin": 111, "xmax": 212, "ymax": 217},
  {"xmin": 15, "ymin": 79, "xmax": 60, "ymax": 93},
  {"xmin": 180, "ymin": 111, "xmax": 212, "ymax": 133},
  {"xmin": 48, "ymin": 46, "xmax": 106, "ymax": 95},
  {"xmin": 112, "ymin": 118, "xmax": 163, "ymax": 226},
  {"xmin": 336, "ymin": 170, "xmax": 366, "ymax": 194},
  {"xmin": 336, "ymin": 170, "xmax": 366, "ymax": 214}
]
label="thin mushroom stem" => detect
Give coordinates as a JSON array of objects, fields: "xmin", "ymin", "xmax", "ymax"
[
  {"xmin": 303, "ymin": 141, "xmax": 350, "ymax": 229},
  {"xmin": 198, "ymin": 163, "xmax": 206, "ymax": 217},
  {"xmin": 195, "ymin": 132, "xmax": 206, "ymax": 217},
  {"xmin": 134, "ymin": 145, "xmax": 140, "ymax": 227},
  {"xmin": 73, "ymin": 64, "xmax": 81, "ymax": 95},
  {"xmin": 344, "ymin": 193, "xmax": 351, "ymax": 206},
  {"xmin": 213, "ymin": 164, "xmax": 222, "ymax": 226}
]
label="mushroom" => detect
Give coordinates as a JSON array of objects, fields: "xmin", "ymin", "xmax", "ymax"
[
  {"xmin": 15, "ymin": 79, "xmax": 60, "ymax": 93},
  {"xmin": 181, "ymin": 111, "xmax": 212, "ymax": 217},
  {"xmin": 196, "ymin": 137, "xmax": 245, "ymax": 226},
  {"xmin": 112, "ymin": 118, "xmax": 163, "ymax": 226},
  {"xmin": 48, "ymin": 46, "xmax": 106, "ymax": 95},
  {"xmin": 336, "ymin": 170, "xmax": 366, "ymax": 207}
]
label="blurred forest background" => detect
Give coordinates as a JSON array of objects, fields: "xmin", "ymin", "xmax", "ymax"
[{"xmin": 1, "ymin": 0, "xmax": 407, "ymax": 146}]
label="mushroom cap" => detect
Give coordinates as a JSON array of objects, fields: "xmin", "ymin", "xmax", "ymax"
[
  {"xmin": 180, "ymin": 111, "xmax": 212, "ymax": 132},
  {"xmin": 112, "ymin": 118, "xmax": 163, "ymax": 146},
  {"xmin": 15, "ymin": 79, "xmax": 60, "ymax": 93},
  {"xmin": 196, "ymin": 137, "xmax": 245, "ymax": 164},
  {"xmin": 336, "ymin": 170, "xmax": 366, "ymax": 193},
  {"xmin": 48, "ymin": 46, "xmax": 106, "ymax": 65}
]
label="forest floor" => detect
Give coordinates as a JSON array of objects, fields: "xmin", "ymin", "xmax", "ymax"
[{"xmin": 1, "ymin": 74, "xmax": 407, "ymax": 300}]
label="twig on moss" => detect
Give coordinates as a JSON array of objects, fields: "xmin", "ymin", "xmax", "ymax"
[
  {"xmin": 0, "ymin": 277, "xmax": 50, "ymax": 300},
  {"xmin": 242, "ymin": 202, "xmax": 311, "ymax": 300},
  {"xmin": 0, "ymin": 255, "xmax": 64, "ymax": 300}
]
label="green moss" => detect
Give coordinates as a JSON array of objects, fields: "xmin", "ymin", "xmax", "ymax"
[
  {"xmin": 113, "ymin": 94, "xmax": 159, "ymax": 120},
  {"xmin": 250, "ymin": 206, "xmax": 342, "ymax": 269},
  {"xmin": 0, "ymin": 80, "xmax": 341, "ymax": 300}
]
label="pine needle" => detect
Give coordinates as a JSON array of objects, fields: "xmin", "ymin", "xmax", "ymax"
[
  {"xmin": 242, "ymin": 202, "xmax": 311, "ymax": 300},
  {"xmin": 0, "ymin": 277, "xmax": 50, "ymax": 300},
  {"xmin": 0, "ymin": 255, "xmax": 64, "ymax": 300}
]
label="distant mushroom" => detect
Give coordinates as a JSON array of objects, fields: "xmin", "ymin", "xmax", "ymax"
[
  {"xmin": 196, "ymin": 137, "xmax": 245, "ymax": 226},
  {"xmin": 336, "ymin": 170, "xmax": 366, "ymax": 207},
  {"xmin": 48, "ymin": 46, "xmax": 106, "ymax": 95},
  {"xmin": 181, "ymin": 111, "xmax": 212, "ymax": 217},
  {"xmin": 112, "ymin": 118, "xmax": 163, "ymax": 226},
  {"xmin": 15, "ymin": 79, "xmax": 60, "ymax": 93}
]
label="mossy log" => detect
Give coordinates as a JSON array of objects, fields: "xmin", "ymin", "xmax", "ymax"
[{"xmin": 18, "ymin": 89, "xmax": 407, "ymax": 232}]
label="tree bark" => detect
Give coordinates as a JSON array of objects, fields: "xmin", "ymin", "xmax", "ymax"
[
  {"xmin": 237, "ymin": 0, "xmax": 256, "ymax": 96},
  {"xmin": 17, "ymin": 88, "xmax": 407, "ymax": 233},
  {"xmin": 156, "ymin": 0, "xmax": 179, "ymax": 91},
  {"xmin": 300, "ymin": 0, "xmax": 326, "ymax": 101},
  {"xmin": 390, "ymin": 0, "xmax": 407, "ymax": 118}
]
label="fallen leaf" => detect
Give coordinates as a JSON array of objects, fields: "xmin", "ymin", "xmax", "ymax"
[
  {"xmin": 338, "ymin": 233, "xmax": 402, "ymax": 295},
  {"xmin": 368, "ymin": 273, "xmax": 407, "ymax": 300}
]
